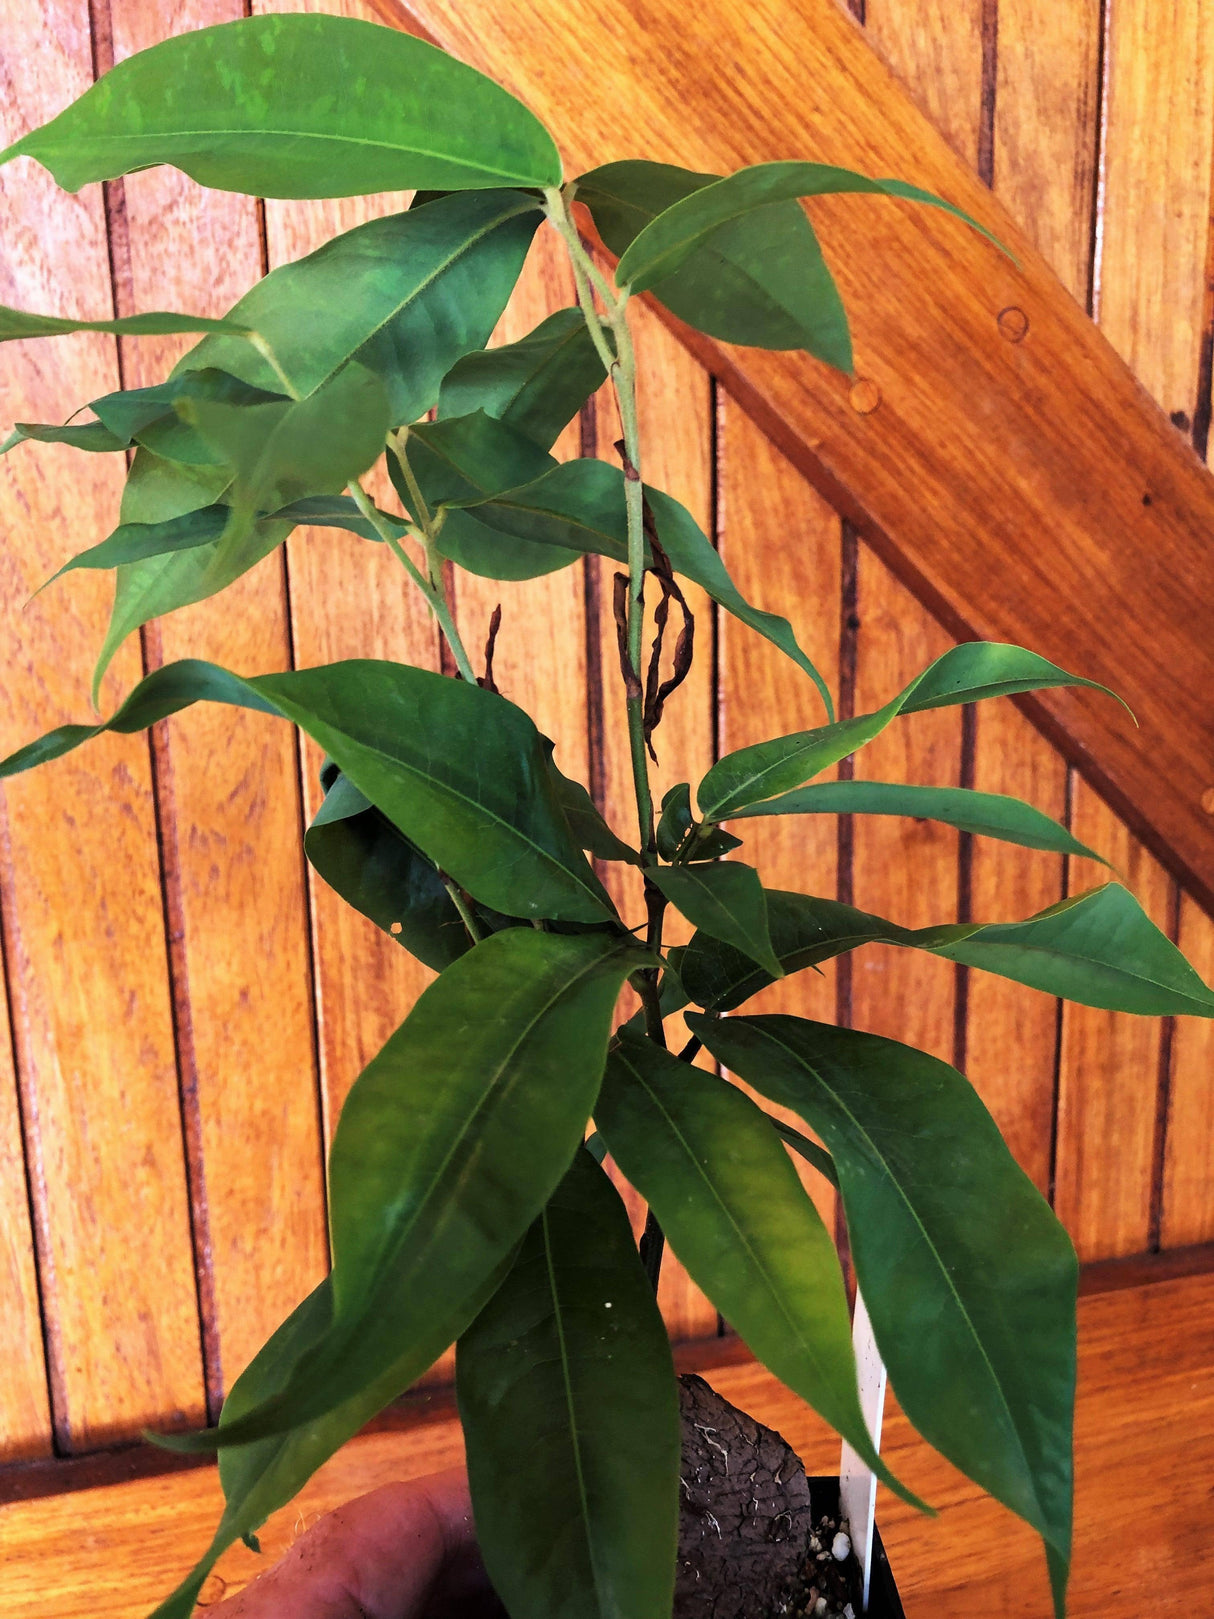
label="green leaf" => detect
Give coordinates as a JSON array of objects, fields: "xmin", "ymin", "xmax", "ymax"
[
  {"xmin": 42, "ymin": 505, "xmax": 229, "ymax": 587},
  {"xmin": 3, "ymin": 419, "xmax": 127, "ymax": 454},
  {"xmin": 0, "ymin": 658, "xmax": 615, "ymax": 925},
  {"xmin": 91, "ymin": 452, "xmax": 274, "ymax": 703},
  {"xmin": 161, "ymin": 928, "xmax": 638, "ymax": 1451},
  {"xmin": 656, "ymin": 781, "xmax": 695, "ymax": 860},
  {"xmin": 176, "ymin": 191, "xmax": 543, "ymax": 425},
  {"xmin": 733, "ymin": 778, "xmax": 1104, "ymax": 860},
  {"xmin": 682, "ymin": 882, "xmax": 1214, "ymax": 1017},
  {"xmin": 576, "ymin": 160, "xmax": 851, "ymax": 367},
  {"xmin": 596, "ymin": 1036, "xmax": 921, "ymax": 1507},
  {"xmin": 2, "ymin": 13, "xmax": 561, "ymax": 198},
  {"xmin": 647, "ymin": 861, "xmax": 784, "ymax": 979},
  {"xmin": 438, "ymin": 307, "xmax": 608, "ymax": 449},
  {"xmin": 698, "ymin": 641, "xmax": 1118, "ymax": 820},
  {"xmin": 267, "ymin": 493, "xmax": 406, "ymax": 544},
  {"xmin": 304, "ymin": 766, "xmax": 521, "ymax": 970},
  {"xmin": 405, "ymin": 411, "xmax": 557, "ymax": 508},
  {"xmin": 178, "ymin": 360, "xmax": 390, "ymax": 584},
  {"xmin": 616, "ymin": 161, "xmax": 1003, "ymax": 294},
  {"xmin": 151, "ymin": 1255, "xmax": 514, "ymax": 1619},
  {"xmin": 647, "ymin": 486, "xmax": 835, "ymax": 719},
  {"xmin": 0, "ymin": 303, "xmax": 252, "ymax": 342},
  {"xmin": 457, "ymin": 1150, "xmax": 680, "ymax": 1619},
  {"xmin": 549, "ymin": 767, "xmax": 643, "ymax": 867},
  {"xmin": 691, "ymin": 1013, "xmax": 1076, "ymax": 1615}
]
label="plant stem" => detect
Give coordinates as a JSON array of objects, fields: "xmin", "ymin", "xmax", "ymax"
[
  {"xmin": 545, "ymin": 187, "xmax": 656, "ymax": 859},
  {"xmin": 371, "ymin": 436, "xmax": 478, "ymax": 686},
  {"xmin": 441, "ymin": 876, "xmax": 484, "ymax": 946}
]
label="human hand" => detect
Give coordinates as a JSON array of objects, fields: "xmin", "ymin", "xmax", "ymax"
[{"xmin": 211, "ymin": 1467, "xmax": 506, "ymax": 1618}]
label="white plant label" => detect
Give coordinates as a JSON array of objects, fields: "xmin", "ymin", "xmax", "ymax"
[{"xmin": 838, "ymin": 1289, "xmax": 887, "ymax": 1612}]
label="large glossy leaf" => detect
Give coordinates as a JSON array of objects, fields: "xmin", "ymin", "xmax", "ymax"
[
  {"xmin": 151, "ymin": 1257, "xmax": 513, "ymax": 1619},
  {"xmin": 179, "ymin": 360, "xmax": 389, "ymax": 583},
  {"xmin": 438, "ymin": 307, "xmax": 608, "ymax": 449},
  {"xmin": 733, "ymin": 778, "xmax": 1103, "ymax": 859},
  {"xmin": 647, "ymin": 861, "xmax": 783, "ymax": 979},
  {"xmin": 616, "ymin": 161, "xmax": 1001, "ymax": 293},
  {"xmin": 698, "ymin": 642, "xmax": 1116, "ymax": 820},
  {"xmin": 692, "ymin": 1013, "xmax": 1077, "ymax": 1615},
  {"xmin": 682, "ymin": 882, "xmax": 1214, "ymax": 1016},
  {"xmin": 458, "ymin": 1150, "xmax": 680, "ymax": 1619},
  {"xmin": 162, "ymin": 929, "xmax": 637, "ymax": 1452},
  {"xmin": 1, "ymin": 14, "xmax": 561, "ymax": 198},
  {"xmin": 0, "ymin": 303, "xmax": 251, "ymax": 342},
  {"xmin": 176, "ymin": 191, "xmax": 542, "ymax": 424},
  {"xmin": 304, "ymin": 767, "xmax": 521, "ymax": 970},
  {"xmin": 576, "ymin": 160, "xmax": 850, "ymax": 366},
  {"xmin": 0, "ymin": 658, "xmax": 614, "ymax": 924},
  {"xmin": 597, "ymin": 1036, "xmax": 919, "ymax": 1506}
]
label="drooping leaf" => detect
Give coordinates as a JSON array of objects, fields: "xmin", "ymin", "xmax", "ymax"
[
  {"xmin": 647, "ymin": 861, "xmax": 784, "ymax": 979},
  {"xmin": 267, "ymin": 492, "xmax": 407, "ymax": 544},
  {"xmin": 404, "ymin": 410, "xmax": 557, "ymax": 509},
  {"xmin": 304, "ymin": 766, "xmax": 521, "ymax": 970},
  {"xmin": 176, "ymin": 191, "xmax": 543, "ymax": 424},
  {"xmin": 576, "ymin": 160, "xmax": 851, "ymax": 366},
  {"xmin": 91, "ymin": 450, "xmax": 286, "ymax": 703},
  {"xmin": 733, "ymin": 778, "xmax": 1104, "ymax": 860},
  {"xmin": 151, "ymin": 1255, "xmax": 516, "ymax": 1619},
  {"xmin": 458, "ymin": 1150, "xmax": 680, "ymax": 1619},
  {"xmin": 0, "ymin": 658, "xmax": 615, "ymax": 924},
  {"xmin": 692, "ymin": 1013, "xmax": 1076, "ymax": 1615},
  {"xmin": 616, "ymin": 161, "xmax": 1003, "ymax": 294},
  {"xmin": 178, "ymin": 360, "xmax": 390, "ymax": 583},
  {"xmin": 43, "ymin": 505, "xmax": 230, "ymax": 587},
  {"xmin": 1, "ymin": 13, "xmax": 562, "ymax": 198},
  {"xmin": 438, "ymin": 307, "xmax": 608, "ymax": 449},
  {"xmin": 3, "ymin": 419, "xmax": 127, "ymax": 455},
  {"xmin": 681, "ymin": 882, "xmax": 1214, "ymax": 1017},
  {"xmin": 596, "ymin": 1036, "xmax": 920, "ymax": 1506},
  {"xmin": 698, "ymin": 642, "xmax": 1118, "ymax": 821},
  {"xmin": 0, "ymin": 303, "xmax": 252, "ymax": 342},
  {"xmin": 549, "ymin": 767, "xmax": 642, "ymax": 867},
  {"xmin": 158, "ymin": 929, "xmax": 638, "ymax": 1452},
  {"xmin": 647, "ymin": 486, "xmax": 835, "ymax": 718}
]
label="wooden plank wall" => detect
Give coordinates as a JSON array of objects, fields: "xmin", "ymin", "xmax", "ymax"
[{"xmin": 0, "ymin": 0, "xmax": 1212, "ymax": 1473}]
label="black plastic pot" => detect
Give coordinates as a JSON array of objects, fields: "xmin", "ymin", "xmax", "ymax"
[{"xmin": 808, "ymin": 1478, "xmax": 905, "ymax": 1619}]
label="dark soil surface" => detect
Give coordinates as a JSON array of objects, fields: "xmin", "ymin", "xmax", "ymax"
[{"xmin": 675, "ymin": 1374, "xmax": 864, "ymax": 1619}]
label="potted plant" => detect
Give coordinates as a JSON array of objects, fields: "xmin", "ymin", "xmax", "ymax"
[{"xmin": 3, "ymin": 14, "xmax": 1212, "ymax": 1618}]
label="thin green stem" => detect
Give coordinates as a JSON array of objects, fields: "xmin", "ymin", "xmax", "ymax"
[
  {"xmin": 383, "ymin": 433, "xmax": 478, "ymax": 685},
  {"xmin": 441, "ymin": 876, "xmax": 484, "ymax": 946},
  {"xmin": 546, "ymin": 187, "xmax": 656, "ymax": 859}
]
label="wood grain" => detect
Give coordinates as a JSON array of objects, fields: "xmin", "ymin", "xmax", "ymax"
[
  {"xmin": 4, "ymin": 1269, "xmax": 1210, "ymax": 1617},
  {"xmin": 107, "ymin": 0, "xmax": 329, "ymax": 1407},
  {"xmin": 399, "ymin": 0, "xmax": 1214, "ymax": 912},
  {"xmin": 0, "ymin": 944, "xmax": 49, "ymax": 1460},
  {"xmin": 0, "ymin": 0, "xmax": 204, "ymax": 1450}
]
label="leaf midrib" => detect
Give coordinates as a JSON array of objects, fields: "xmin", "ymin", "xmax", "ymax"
[{"xmin": 746, "ymin": 1023, "xmax": 1048, "ymax": 1538}]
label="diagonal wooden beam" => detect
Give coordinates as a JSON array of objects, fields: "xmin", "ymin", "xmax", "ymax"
[{"xmin": 382, "ymin": 0, "xmax": 1214, "ymax": 911}]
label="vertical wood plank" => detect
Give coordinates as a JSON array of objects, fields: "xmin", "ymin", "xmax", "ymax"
[
  {"xmin": 1162, "ymin": 899, "xmax": 1214, "ymax": 1245},
  {"xmin": 1055, "ymin": 815, "xmax": 1172, "ymax": 1259},
  {"xmin": 0, "ymin": 952, "xmax": 50, "ymax": 1459},
  {"xmin": 717, "ymin": 402, "xmax": 841, "ymax": 1228},
  {"xmin": 974, "ymin": 0, "xmax": 1098, "ymax": 1190},
  {"xmin": 251, "ymin": 0, "xmax": 439, "ymax": 1140},
  {"xmin": 850, "ymin": 2, "xmax": 970, "ymax": 1072},
  {"xmin": 107, "ymin": 0, "xmax": 329, "ymax": 1403},
  {"xmin": 1063, "ymin": 0, "xmax": 1214, "ymax": 1256},
  {"xmin": 0, "ymin": 0, "xmax": 203, "ymax": 1448}
]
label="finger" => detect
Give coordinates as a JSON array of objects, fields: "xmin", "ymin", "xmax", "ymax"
[{"xmin": 214, "ymin": 1469, "xmax": 477, "ymax": 1619}]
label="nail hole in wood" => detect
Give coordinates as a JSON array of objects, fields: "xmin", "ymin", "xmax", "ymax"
[
  {"xmin": 997, "ymin": 305, "xmax": 1029, "ymax": 342},
  {"xmin": 849, "ymin": 378, "xmax": 881, "ymax": 415}
]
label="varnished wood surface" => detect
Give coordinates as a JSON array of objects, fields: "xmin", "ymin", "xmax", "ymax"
[
  {"xmin": 399, "ymin": 0, "xmax": 1214, "ymax": 913},
  {"xmin": 2, "ymin": 1268, "xmax": 1210, "ymax": 1617}
]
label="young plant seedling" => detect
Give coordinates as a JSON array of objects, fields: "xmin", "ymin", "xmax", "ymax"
[{"xmin": 3, "ymin": 14, "xmax": 1213, "ymax": 1619}]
